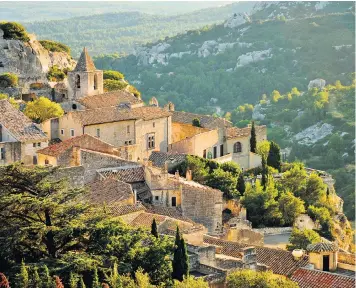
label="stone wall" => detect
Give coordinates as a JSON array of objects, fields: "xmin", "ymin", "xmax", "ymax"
[
  {"xmin": 51, "ymin": 166, "xmax": 85, "ymax": 187},
  {"xmin": 172, "ymin": 122, "xmax": 209, "ymax": 143},
  {"xmin": 0, "ymin": 141, "xmax": 21, "ymax": 165}
]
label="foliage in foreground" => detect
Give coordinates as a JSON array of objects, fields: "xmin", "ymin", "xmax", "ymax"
[
  {"xmin": 227, "ymin": 270, "xmax": 299, "ymax": 288},
  {"xmin": 287, "ymin": 228, "xmax": 321, "ymax": 251}
]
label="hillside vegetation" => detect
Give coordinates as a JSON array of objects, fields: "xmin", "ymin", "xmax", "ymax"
[{"xmin": 23, "ymin": 2, "xmax": 254, "ymax": 57}]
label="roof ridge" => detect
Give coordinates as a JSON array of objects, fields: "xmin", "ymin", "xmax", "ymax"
[{"xmin": 74, "ymin": 47, "xmax": 96, "ymax": 72}]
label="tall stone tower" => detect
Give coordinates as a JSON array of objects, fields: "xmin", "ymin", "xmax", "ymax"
[{"xmin": 67, "ymin": 48, "xmax": 103, "ymax": 101}]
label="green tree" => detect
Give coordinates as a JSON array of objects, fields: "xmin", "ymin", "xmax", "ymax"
[
  {"xmin": 103, "ymin": 70, "xmax": 125, "ymax": 80},
  {"xmin": 267, "ymin": 141, "xmax": 281, "ymax": 171},
  {"xmin": 278, "ymin": 192, "xmax": 305, "ymax": 226},
  {"xmin": 0, "ymin": 164, "xmax": 91, "ymax": 262},
  {"xmin": 279, "ymin": 163, "xmax": 307, "ymax": 196},
  {"xmin": 227, "ymin": 270, "xmax": 298, "ymax": 288},
  {"xmin": 103, "ymin": 79, "xmax": 128, "ymax": 92},
  {"xmin": 24, "ymin": 97, "xmax": 64, "ymax": 123},
  {"xmin": 271, "ymin": 90, "xmax": 282, "ymax": 103},
  {"xmin": 256, "ymin": 140, "xmax": 270, "ymax": 160},
  {"xmin": 69, "ymin": 273, "xmax": 78, "ymax": 288},
  {"xmin": 206, "ymin": 168, "xmax": 237, "ymax": 199},
  {"xmin": 42, "ymin": 265, "xmax": 52, "ymax": 288},
  {"xmin": 301, "ymin": 173, "xmax": 327, "ymax": 207},
  {"xmin": 17, "ymin": 260, "xmax": 29, "ymax": 288},
  {"xmin": 151, "ymin": 218, "xmax": 158, "ymax": 238},
  {"xmin": 192, "ymin": 118, "xmax": 201, "ymax": 127},
  {"xmin": 106, "ymin": 262, "xmax": 120, "ymax": 288},
  {"xmin": 261, "ymin": 157, "xmax": 268, "ymax": 190},
  {"xmin": 237, "ymin": 173, "xmax": 246, "ymax": 196},
  {"xmin": 92, "ymin": 268, "xmax": 100, "ymax": 288},
  {"xmin": 307, "ymin": 205, "xmax": 333, "ymax": 239},
  {"xmin": 220, "ymin": 161, "xmax": 241, "ymax": 177},
  {"xmin": 287, "ymin": 228, "xmax": 321, "ymax": 251},
  {"xmin": 250, "ymin": 121, "xmax": 257, "ymax": 153},
  {"xmin": 39, "ymin": 40, "xmax": 70, "ymax": 54},
  {"xmin": 172, "ymin": 227, "xmax": 189, "ymax": 281},
  {"xmin": 78, "ymin": 277, "xmax": 86, "ymax": 288},
  {"xmin": 135, "ymin": 268, "xmax": 155, "ymax": 288},
  {"xmin": 32, "ymin": 267, "xmax": 41, "ymax": 288}
]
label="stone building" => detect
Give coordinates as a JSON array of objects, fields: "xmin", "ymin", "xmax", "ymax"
[
  {"xmin": 168, "ymin": 108, "xmax": 267, "ymax": 170},
  {"xmin": 0, "ymin": 99, "xmax": 48, "ymax": 165}
]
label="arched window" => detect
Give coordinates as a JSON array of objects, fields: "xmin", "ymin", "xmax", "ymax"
[
  {"xmin": 75, "ymin": 74, "xmax": 80, "ymax": 89},
  {"xmin": 94, "ymin": 74, "xmax": 97, "ymax": 90},
  {"xmin": 233, "ymin": 142, "xmax": 242, "ymax": 153},
  {"xmin": 45, "ymin": 159, "xmax": 49, "ymax": 165}
]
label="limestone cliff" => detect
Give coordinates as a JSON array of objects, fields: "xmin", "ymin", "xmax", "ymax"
[{"xmin": 0, "ymin": 28, "xmax": 75, "ymax": 93}]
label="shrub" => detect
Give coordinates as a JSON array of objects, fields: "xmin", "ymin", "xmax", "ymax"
[
  {"xmin": 192, "ymin": 118, "xmax": 201, "ymax": 127},
  {"xmin": 30, "ymin": 82, "xmax": 46, "ymax": 90},
  {"xmin": 47, "ymin": 65, "xmax": 66, "ymax": 82},
  {"xmin": 39, "ymin": 40, "xmax": 70, "ymax": 54},
  {"xmin": 103, "ymin": 70, "xmax": 124, "ymax": 80},
  {"xmin": 0, "ymin": 73, "xmax": 18, "ymax": 88},
  {"xmin": 127, "ymin": 85, "xmax": 141, "ymax": 98},
  {"xmin": 103, "ymin": 79, "xmax": 128, "ymax": 92},
  {"xmin": 0, "ymin": 22, "xmax": 30, "ymax": 41}
]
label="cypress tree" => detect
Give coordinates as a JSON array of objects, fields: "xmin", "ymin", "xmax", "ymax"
[
  {"xmin": 151, "ymin": 218, "xmax": 158, "ymax": 238},
  {"xmin": 180, "ymin": 238, "xmax": 189, "ymax": 279},
  {"xmin": 32, "ymin": 267, "xmax": 41, "ymax": 288},
  {"xmin": 250, "ymin": 121, "xmax": 257, "ymax": 153},
  {"xmin": 92, "ymin": 268, "xmax": 100, "ymax": 288},
  {"xmin": 174, "ymin": 226, "xmax": 180, "ymax": 247},
  {"xmin": 42, "ymin": 265, "xmax": 52, "ymax": 288},
  {"xmin": 237, "ymin": 173, "xmax": 246, "ymax": 195},
  {"xmin": 172, "ymin": 227, "xmax": 189, "ymax": 281},
  {"xmin": 18, "ymin": 260, "xmax": 29, "ymax": 288},
  {"xmin": 69, "ymin": 273, "xmax": 78, "ymax": 288},
  {"xmin": 267, "ymin": 141, "xmax": 281, "ymax": 171},
  {"xmin": 261, "ymin": 157, "xmax": 268, "ymax": 191},
  {"xmin": 78, "ymin": 277, "xmax": 86, "ymax": 288}
]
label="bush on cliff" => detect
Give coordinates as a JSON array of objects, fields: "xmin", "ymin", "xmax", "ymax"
[
  {"xmin": 0, "ymin": 22, "xmax": 30, "ymax": 41},
  {"xmin": 39, "ymin": 40, "xmax": 71, "ymax": 54},
  {"xmin": 0, "ymin": 73, "xmax": 18, "ymax": 88}
]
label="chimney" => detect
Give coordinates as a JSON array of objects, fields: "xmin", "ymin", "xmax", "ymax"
[
  {"xmin": 164, "ymin": 161, "xmax": 169, "ymax": 172},
  {"xmin": 133, "ymin": 189, "xmax": 137, "ymax": 204},
  {"xmin": 70, "ymin": 146, "xmax": 81, "ymax": 166},
  {"xmin": 186, "ymin": 169, "xmax": 192, "ymax": 181},
  {"xmin": 175, "ymin": 170, "xmax": 180, "ymax": 180}
]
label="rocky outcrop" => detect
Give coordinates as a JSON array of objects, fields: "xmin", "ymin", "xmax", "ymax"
[
  {"xmin": 235, "ymin": 49, "xmax": 272, "ymax": 68},
  {"xmin": 307, "ymin": 78, "xmax": 326, "ymax": 90},
  {"xmin": 0, "ymin": 29, "xmax": 75, "ymax": 92},
  {"xmin": 294, "ymin": 122, "xmax": 333, "ymax": 146},
  {"xmin": 224, "ymin": 12, "xmax": 251, "ymax": 28}
]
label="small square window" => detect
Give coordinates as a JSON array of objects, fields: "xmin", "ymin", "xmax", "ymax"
[
  {"xmin": 60, "ymin": 129, "xmax": 64, "ymax": 135},
  {"xmin": 33, "ymin": 143, "xmax": 36, "ymax": 147},
  {"xmin": 0, "ymin": 148, "xmax": 5, "ymax": 160},
  {"xmin": 70, "ymin": 129, "xmax": 75, "ymax": 137},
  {"xmin": 127, "ymin": 125, "xmax": 130, "ymax": 134},
  {"xmin": 153, "ymin": 122, "xmax": 155, "ymax": 128},
  {"xmin": 37, "ymin": 142, "xmax": 41, "ymax": 147},
  {"xmin": 147, "ymin": 133, "xmax": 155, "ymax": 149},
  {"xmin": 96, "ymin": 128, "xmax": 100, "ymax": 138},
  {"xmin": 155, "ymin": 196, "xmax": 159, "ymax": 201}
]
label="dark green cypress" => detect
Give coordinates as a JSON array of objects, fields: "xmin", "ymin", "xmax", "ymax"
[
  {"xmin": 92, "ymin": 268, "xmax": 100, "ymax": 288},
  {"xmin": 267, "ymin": 141, "xmax": 281, "ymax": 171},
  {"xmin": 180, "ymin": 238, "xmax": 189, "ymax": 279},
  {"xmin": 237, "ymin": 173, "xmax": 246, "ymax": 195},
  {"xmin": 250, "ymin": 121, "xmax": 257, "ymax": 153},
  {"xmin": 172, "ymin": 226, "xmax": 186, "ymax": 281},
  {"xmin": 151, "ymin": 218, "xmax": 158, "ymax": 238}
]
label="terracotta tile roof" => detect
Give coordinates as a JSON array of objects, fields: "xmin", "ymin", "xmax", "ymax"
[
  {"xmin": 99, "ymin": 165, "xmax": 145, "ymax": 183},
  {"xmin": 88, "ymin": 178, "xmax": 133, "ymax": 205},
  {"xmin": 226, "ymin": 125, "xmax": 266, "ymax": 140},
  {"xmin": 73, "ymin": 47, "xmax": 96, "ymax": 72},
  {"xmin": 78, "ymin": 90, "xmax": 143, "ymax": 109},
  {"xmin": 106, "ymin": 203, "xmax": 146, "ymax": 216},
  {"xmin": 291, "ymin": 268, "xmax": 355, "ymax": 288},
  {"xmin": 148, "ymin": 151, "xmax": 187, "ymax": 168},
  {"xmin": 144, "ymin": 204, "xmax": 194, "ymax": 223},
  {"xmin": 307, "ymin": 242, "xmax": 338, "ymax": 253},
  {"xmin": 130, "ymin": 212, "xmax": 167, "ymax": 228},
  {"xmin": 71, "ymin": 106, "xmax": 172, "ymax": 126},
  {"xmin": 37, "ymin": 134, "xmax": 115, "ymax": 157},
  {"xmin": 172, "ymin": 111, "xmax": 232, "ymax": 129},
  {"xmin": 203, "ymin": 236, "xmax": 309, "ymax": 276},
  {"xmin": 0, "ymin": 100, "xmax": 47, "ymax": 142}
]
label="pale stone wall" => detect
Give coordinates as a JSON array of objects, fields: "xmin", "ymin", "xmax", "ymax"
[
  {"xmin": 22, "ymin": 141, "xmax": 48, "ymax": 165},
  {"xmin": 37, "ymin": 153, "xmax": 57, "ymax": 166},
  {"xmin": 309, "ymin": 252, "xmax": 338, "ymax": 271},
  {"xmin": 58, "ymin": 113, "xmax": 83, "ymax": 141},
  {"xmin": 67, "ymin": 70, "xmax": 104, "ymax": 101},
  {"xmin": 0, "ymin": 142, "xmax": 21, "ymax": 165},
  {"xmin": 172, "ymin": 122, "xmax": 209, "ymax": 142},
  {"xmin": 169, "ymin": 129, "xmax": 219, "ymax": 158},
  {"xmin": 151, "ymin": 188, "xmax": 182, "ymax": 207}
]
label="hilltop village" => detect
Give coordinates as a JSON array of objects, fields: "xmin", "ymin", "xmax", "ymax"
[{"xmin": 0, "ymin": 43, "xmax": 355, "ymax": 287}]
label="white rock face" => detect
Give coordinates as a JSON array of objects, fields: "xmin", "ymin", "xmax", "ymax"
[
  {"xmin": 235, "ymin": 49, "xmax": 272, "ymax": 68},
  {"xmin": 333, "ymin": 45, "xmax": 352, "ymax": 51},
  {"xmin": 308, "ymin": 78, "xmax": 326, "ymax": 90},
  {"xmin": 294, "ymin": 122, "xmax": 334, "ymax": 145},
  {"xmin": 134, "ymin": 42, "xmax": 171, "ymax": 66},
  {"xmin": 0, "ymin": 30, "xmax": 75, "ymax": 87},
  {"xmin": 315, "ymin": 1, "xmax": 329, "ymax": 11},
  {"xmin": 224, "ymin": 12, "xmax": 251, "ymax": 28},
  {"xmin": 198, "ymin": 40, "xmax": 217, "ymax": 58}
]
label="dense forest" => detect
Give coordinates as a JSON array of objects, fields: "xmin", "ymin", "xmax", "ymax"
[{"xmin": 23, "ymin": 2, "xmax": 255, "ymax": 57}]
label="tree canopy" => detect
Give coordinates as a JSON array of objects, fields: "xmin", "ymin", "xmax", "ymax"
[{"xmin": 24, "ymin": 97, "xmax": 64, "ymax": 123}]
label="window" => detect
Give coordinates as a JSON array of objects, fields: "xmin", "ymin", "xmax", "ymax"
[
  {"xmin": 60, "ymin": 129, "xmax": 64, "ymax": 135},
  {"xmin": 233, "ymin": 142, "xmax": 242, "ymax": 153},
  {"xmin": 213, "ymin": 146, "xmax": 217, "ymax": 158},
  {"xmin": 125, "ymin": 140, "xmax": 133, "ymax": 145},
  {"xmin": 153, "ymin": 122, "xmax": 155, "ymax": 128},
  {"xmin": 70, "ymin": 129, "xmax": 75, "ymax": 137},
  {"xmin": 155, "ymin": 196, "xmax": 159, "ymax": 201},
  {"xmin": 45, "ymin": 159, "xmax": 49, "ymax": 165},
  {"xmin": 127, "ymin": 125, "xmax": 130, "ymax": 134},
  {"xmin": 203, "ymin": 149, "xmax": 207, "ymax": 159},
  {"xmin": 75, "ymin": 74, "xmax": 80, "ymax": 88},
  {"xmin": 94, "ymin": 74, "xmax": 98, "ymax": 90},
  {"xmin": 220, "ymin": 144, "xmax": 224, "ymax": 156},
  {"xmin": 147, "ymin": 133, "xmax": 155, "ymax": 149},
  {"xmin": 171, "ymin": 197, "xmax": 177, "ymax": 207},
  {"xmin": 33, "ymin": 143, "xmax": 36, "ymax": 148},
  {"xmin": 96, "ymin": 128, "xmax": 100, "ymax": 138},
  {"xmin": 0, "ymin": 148, "xmax": 5, "ymax": 160},
  {"xmin": 72, "ymin": 104, "xmax": 77, "ymax": 110},
  {"xmin": 129, "ymin": 155, "xmax": 132, "ymax": 160},
  {"xmin": 33, "ymin": 156, "xmax": 37, "ymax": 165},
  {"xmin": 37, "ymin": 142, "xmax": 41, "ymax": 147}
]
